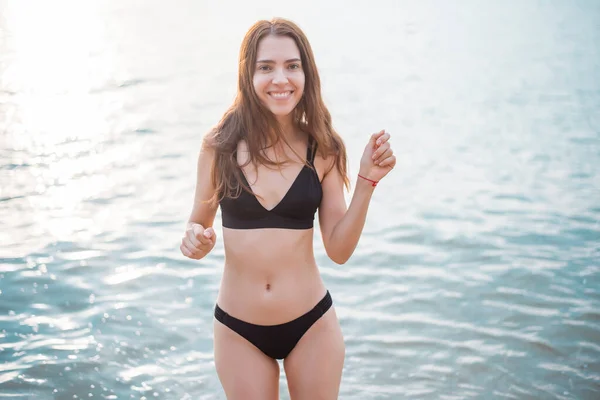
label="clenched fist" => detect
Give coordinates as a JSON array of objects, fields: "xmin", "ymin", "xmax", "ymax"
[{"xmin": 180, "ymin": 223, "xmax": 217, "ymax": 260}]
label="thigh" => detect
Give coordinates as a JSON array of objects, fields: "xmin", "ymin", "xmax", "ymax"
[
  {"xmin": 214, "ymin": 318, "xmax": 280, "ymax": 400},
  {"xmin": 283, "ymin": 307, "xmax": 345, "ymax": 400}
]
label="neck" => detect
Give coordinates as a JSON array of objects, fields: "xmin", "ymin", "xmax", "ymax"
[{"xmin": 275, "ymin": 114, "xmax": 301, "ymax": 143}]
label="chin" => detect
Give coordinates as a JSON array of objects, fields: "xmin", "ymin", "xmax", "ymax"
[
  {"xmin": 271, "ymin": 108, "xmax": 295, "ymax": 118},
  {"xmin": 266, "ymin": 103, "xmax": 299, "ymax": 119},
  {"xmin": 268, "ymin": 103, "xmax": 298, "ymax": 118}
]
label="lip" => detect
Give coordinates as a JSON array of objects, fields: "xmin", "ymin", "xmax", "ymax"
[{"xmin": 268, "ymin": 90, "xmax": 294, "ymax": 100}]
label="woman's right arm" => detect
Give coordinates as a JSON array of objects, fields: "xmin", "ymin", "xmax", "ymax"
[{"xmin": 180, "ymin": 135, "xmax": 219, "ymax": 260}]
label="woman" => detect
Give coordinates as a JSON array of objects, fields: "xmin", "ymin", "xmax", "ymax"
[{"xmin": 181, "ymin": 18, "xmax": 396, "ymax": 400}]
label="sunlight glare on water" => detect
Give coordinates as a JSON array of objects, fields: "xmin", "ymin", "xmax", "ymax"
[{"xmin": 1, "ymin": 0, "xmax": 599, "ymax": 399}]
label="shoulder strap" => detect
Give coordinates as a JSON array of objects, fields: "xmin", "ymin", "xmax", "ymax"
[{"xmin": 306, "ymin": 136, "xmax": 317, "ymax": 165}]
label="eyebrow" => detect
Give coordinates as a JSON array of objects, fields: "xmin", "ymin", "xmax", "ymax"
[{"xmin": 256, "ymin": 58, "xmax": 301, "ymax": 64}]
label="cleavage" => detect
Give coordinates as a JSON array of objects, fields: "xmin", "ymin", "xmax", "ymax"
[{"xmin": 242, "ymin": 162, "xmax": 305, "ymax": 211}]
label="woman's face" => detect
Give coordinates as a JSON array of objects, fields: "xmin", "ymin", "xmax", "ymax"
[{"xmin": 253, "ymin": 35, "xmax": 305, "ymax": 123}]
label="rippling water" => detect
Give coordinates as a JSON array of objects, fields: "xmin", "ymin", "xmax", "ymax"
[{"xmin": 1, "ymin": 0, "xmax": 599, "ymax": 399}]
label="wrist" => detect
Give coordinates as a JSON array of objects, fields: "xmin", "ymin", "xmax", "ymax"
[
  {"xmin": 357, "ymin": 173, "xmax": 378, "ymax": 187},
  {"xmin": 355, "ymin": 175, "xmax": 377, "ymax": 193}
]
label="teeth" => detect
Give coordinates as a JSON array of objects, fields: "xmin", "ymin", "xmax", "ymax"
[{"xmin": 270, "ymin": 91, "xmax": 291, "ymax": 98}]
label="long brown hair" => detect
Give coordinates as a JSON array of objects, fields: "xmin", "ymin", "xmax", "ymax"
[{"xmin": 206, "ymin": 18, "xmax": 349, "ymax": 205}]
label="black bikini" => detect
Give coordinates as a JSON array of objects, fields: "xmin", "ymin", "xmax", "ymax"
[
  {"xmin": 215, "ymin": 137, "xmax": 333, "ymax": 360},
  {"xmin": 219, "ymin": 137, "xmax": 323, "ymax": 230},
  {"xmin": 215, "ymin": 291, "xmax": 333, "ymax": 360}
]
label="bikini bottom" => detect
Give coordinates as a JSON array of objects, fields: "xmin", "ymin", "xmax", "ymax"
[{"xmin": 214, "ymin": 290, "xmax": 332, "ymax": 360}]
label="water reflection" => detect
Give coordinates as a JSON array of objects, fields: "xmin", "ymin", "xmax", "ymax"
[{"xmin": 1, "ymin": 1, "xmax": 599, "ymax": 399}]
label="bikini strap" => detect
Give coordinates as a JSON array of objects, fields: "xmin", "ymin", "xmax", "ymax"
[{"xmin": 306, "ymin": 136, "xmax": 317, "ymax": 165}]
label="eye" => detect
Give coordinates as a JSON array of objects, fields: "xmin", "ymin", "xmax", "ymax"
[
  {"xmin": 257, "ymin": 64, "xmax": 272, "ymax": 72},
  {"xmin": 288, "ymin": 63, "xmax": 301, "ymax": 70}
]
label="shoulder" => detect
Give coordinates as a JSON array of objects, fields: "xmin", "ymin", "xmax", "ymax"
[
  {"xmin": 236, "ymin": 138, "xmax": 248, "ymax": 152},
  {"xmin": 201, "ymin": 128, "xmax": 219, "ymax": 151},
  {"xmin": 197, "ymin": 131, "xmax": 218, "ymax": 170},
  {"xmin": 314, "ymin": 151, "xmax": 337, "ymax": 182}
]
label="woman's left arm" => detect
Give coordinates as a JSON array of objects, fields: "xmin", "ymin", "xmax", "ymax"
[{"xmin": 319, "ymin": 130, "xmax": 396, "ymax": 264}]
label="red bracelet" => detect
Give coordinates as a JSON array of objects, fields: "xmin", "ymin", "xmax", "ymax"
[{"xmin": 358, "ymin": 174, "xmax": 378, "ymax": 187}]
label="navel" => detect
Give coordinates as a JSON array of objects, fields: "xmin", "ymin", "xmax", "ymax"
[{"xmin": 265, "ymin": 283, "xmax": 271, "ymax": 291}]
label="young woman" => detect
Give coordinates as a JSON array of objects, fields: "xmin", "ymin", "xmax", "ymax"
[{"xmin": 181, "ymin": 18, "xmax": 396, "ymax": 400}]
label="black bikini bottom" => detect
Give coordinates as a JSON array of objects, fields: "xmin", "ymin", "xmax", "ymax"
[{"xmin": 214, "ymin": 291, "xmax": 333, "ymax": 360}]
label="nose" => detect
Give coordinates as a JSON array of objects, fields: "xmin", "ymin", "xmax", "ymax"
[{"xmin": 272, "ymin": 67, "xmax": 289, "ymax": 84}]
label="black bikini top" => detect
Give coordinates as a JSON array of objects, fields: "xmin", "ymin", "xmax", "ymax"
[{"xmin": 219, "ymin": 138, "xmax": 322, "ymax": 230}]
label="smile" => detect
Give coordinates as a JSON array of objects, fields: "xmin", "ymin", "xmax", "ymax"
[{"xmin": 268, "ymin": 91, "xmax": 294, "ymax": 99}]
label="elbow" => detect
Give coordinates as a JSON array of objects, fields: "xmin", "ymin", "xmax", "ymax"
[
  {"xmin": 326, "ymin": 249, "xmax": 350, "ymax": 265},
  {"xmin": 323, "ymin": 230, "xmax": 353, "ymax": 265},
  {"xmin": 331, "ymin": 257, "xmax": 349, "ymax": 265},
  {"xmin": 324, "ymin": 237, "xmax": 352, "ymax": 265}
]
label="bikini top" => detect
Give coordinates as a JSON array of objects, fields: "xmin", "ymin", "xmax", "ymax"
[{"xmin": 219, "ymin": 138, "xmax": 322, "ymax": 230}]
